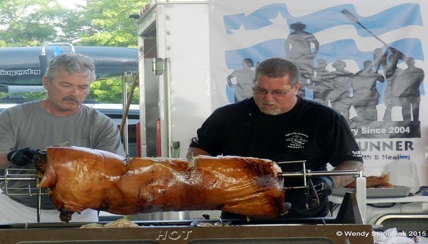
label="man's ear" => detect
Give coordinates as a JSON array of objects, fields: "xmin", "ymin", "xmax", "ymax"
[
  {"xmin": 293, "ymin": 82, "xmax": 300, "ymax": 94},
  {"xmin": 42, "ymin": 76, "xmax": 48, "ymax": 90}
]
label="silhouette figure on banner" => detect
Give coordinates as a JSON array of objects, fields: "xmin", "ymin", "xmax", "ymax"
[
  {"xmin": 395, "ymin": 57, "xmax": 425, "ymax": 121},
  {"xmin": 379, "ymin": 47, "xmax": 406, "ymax": 121},
  {"xmin": 227, "ymin": 58, "xmax": 255, "ymax": 103},
  {"xmin": 285, "ymin": 21, "xmax": 319, "ymax": 97},
  {"xmin": 328, "ymin": 60, "xmax": 353, "ymax": 119},
  {"xmin": 351, "ymin": 60, "xmax": 385, "ymax": 125},
  {"xmin": 309, "ymin": 59, "xmax": 335, "ymax": 105}
]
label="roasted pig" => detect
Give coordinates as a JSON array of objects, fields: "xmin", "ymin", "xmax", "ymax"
[{"xmin": 36, "ymin": 146, "xmax": 288, "ymax": 222}]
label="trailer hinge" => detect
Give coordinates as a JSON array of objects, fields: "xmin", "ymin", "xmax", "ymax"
[{"xmin": 152, "ymin": 58, "xmax": 164, "ymax": 76}]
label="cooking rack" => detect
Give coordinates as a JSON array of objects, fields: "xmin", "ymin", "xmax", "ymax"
[
  {"xmin": 0, "ymin": 168, "xmax": 47, "ymax": 222},
  {"xmin": 276, "ymin": 160, "xmax": 366, "ymax": 222},
  {"xmin": 0, "ymin": 160, "xmax": 366, "ymax": 223}
]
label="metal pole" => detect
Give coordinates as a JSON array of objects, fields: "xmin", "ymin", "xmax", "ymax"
[
  {"xmin": 121, "ymin": 72, "xmax": 133, "ymax": 156},
  {"xmin": 163, "ymin": 58, "xmax": 172, "ymax": 157}
]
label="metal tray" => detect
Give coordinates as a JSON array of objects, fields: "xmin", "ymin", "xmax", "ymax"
[{"xmin": 332, "ymin": 185, "xmax": 411, "ymax": 198}]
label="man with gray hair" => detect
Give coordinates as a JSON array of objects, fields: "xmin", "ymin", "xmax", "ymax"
[{"xmin": 0, "ymin": 53, "xmax": 125, "ymax": 223}]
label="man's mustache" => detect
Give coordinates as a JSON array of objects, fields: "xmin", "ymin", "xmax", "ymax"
[{"xmin": 63, "ymin": 96, "xmax": 79, "ymax": 102}]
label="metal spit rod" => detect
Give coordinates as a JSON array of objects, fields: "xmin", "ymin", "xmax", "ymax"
[
  {"xmin": 278, "ymin": 169, "xmax": 363, "ymax": 177},
  {"xmin": 276, "ymin": 160, "xmax": 363, "ymax": 180}
]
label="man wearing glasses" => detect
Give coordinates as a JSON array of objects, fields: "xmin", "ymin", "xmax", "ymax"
[{"xmin": 187, "ymin": 57, "xmax": 363, "ymax": 219}]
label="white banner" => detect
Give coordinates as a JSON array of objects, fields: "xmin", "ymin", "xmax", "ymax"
[{"xmin": 209, "ymin": 0, "xmax": 428, "ymax": 184}]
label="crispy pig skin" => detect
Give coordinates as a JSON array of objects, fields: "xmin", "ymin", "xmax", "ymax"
[
  {"xmin": 38, "ymin": 146, "xmax": 128, "ymax": 216},
  {"xmin": 37, "ymin": 146, "xmax": 287, "ymax": 222}
]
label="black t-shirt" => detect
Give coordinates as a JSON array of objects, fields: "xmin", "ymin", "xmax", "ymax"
[{"xmin": 190, "ymin": 96, "xmax": 363, "ymax": 218}]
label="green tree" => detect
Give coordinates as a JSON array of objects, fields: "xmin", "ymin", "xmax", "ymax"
[
  {"xmin": 78, "ymin": 0, "xmax": 146, "ymax": 47},
  {"xmin": 0, "ymin": 0, "xmax": 147, "ymax": 47},
  {"xmin": 0, "ymin": 0, "xmax": 75, "ymax": 46}
]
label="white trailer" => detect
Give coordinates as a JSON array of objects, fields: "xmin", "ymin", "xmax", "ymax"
[
  {"xmin": 136, "ymin": 0, "xmax": 211, "ymax": 159},
  {"xmin": 133, "ymin": 0, "xmax": 216, "ymax": 220}
]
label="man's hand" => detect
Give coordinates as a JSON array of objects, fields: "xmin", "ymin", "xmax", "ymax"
[
  {"xmin": 313, "ymin": 176, "xmax": 334, "ymax": 198},
  {"xmin": 7, "ymin": 147, "xmax": 38, "ymax": 166}
]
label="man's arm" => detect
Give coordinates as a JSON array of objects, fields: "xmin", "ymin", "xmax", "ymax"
[
  {"xmin": 186, "ymin": 147, "xmax": 210, "ymax": 161},
  {"xmin": 226, "ymin": 71, "xmax": 236, "ymax": 87},
  {"xmin": 0, "ymin": 148, "xmax": 43, "ymax": 169},
  {"xmin": 0, "ymin": 151, "xmax": 12, "ymax": 169},
  {"xmin": 330, "ymin": 160, "xmax": 364, "ymax": 188}
]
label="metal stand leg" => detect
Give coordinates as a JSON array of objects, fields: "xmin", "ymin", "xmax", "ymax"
[
  {"xmin": 354, "ymin": 173, "xmax": 367, "ymax": 223},
  {"xmin": 37, "ymin": 178, "xmax": 41, "ymax": 223}
]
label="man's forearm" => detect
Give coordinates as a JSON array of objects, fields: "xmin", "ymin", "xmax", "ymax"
[
  {"xmin": 0, "ymin": 152, "xmax": 12, "ymax": 169},
  {"xmin": 330, "ymin": 160, "xmax": 364, "ymax": 188},
  {"xmin": 186, "ymin": 147, "xmax": 210, "ymax": 161}
]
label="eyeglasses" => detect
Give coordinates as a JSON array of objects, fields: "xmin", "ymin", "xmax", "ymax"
[{"xmin": 252, "ymin": 87, "xmax": 290, "ymax": 97}]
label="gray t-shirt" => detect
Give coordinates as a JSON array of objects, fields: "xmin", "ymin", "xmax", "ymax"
[{"xmin": 0, "ymin": 100, "xmax": 126, "ymax": 209}]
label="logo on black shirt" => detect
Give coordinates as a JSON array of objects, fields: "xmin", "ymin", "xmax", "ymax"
[{"xmin": 285, "ymin": 133, "xmax": 308, "ymax": 149}]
